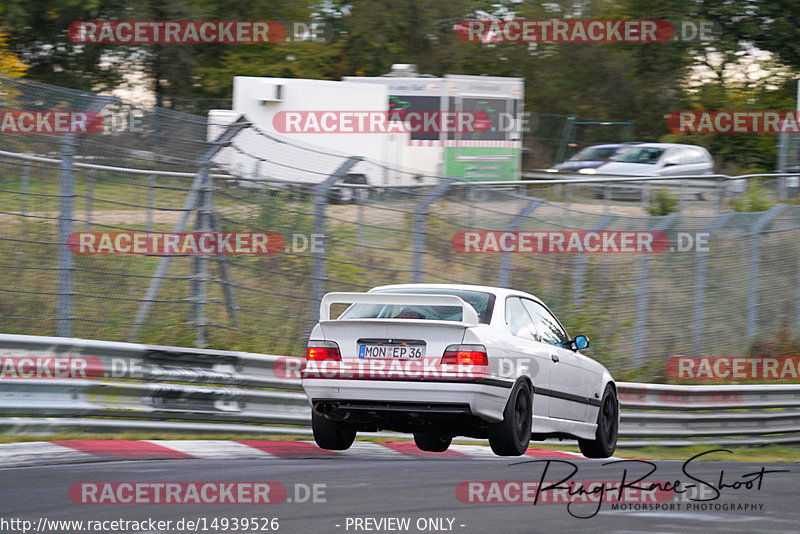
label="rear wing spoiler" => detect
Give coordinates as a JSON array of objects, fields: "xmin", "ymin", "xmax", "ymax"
[{"xmin": 319, "ymin": 292, "xmax": 480, "ymax": 326}]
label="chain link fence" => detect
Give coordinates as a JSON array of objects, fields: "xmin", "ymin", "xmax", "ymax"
[{"xmin": 2, "ymin": 75, "xmax": 800, "ymax": 381}]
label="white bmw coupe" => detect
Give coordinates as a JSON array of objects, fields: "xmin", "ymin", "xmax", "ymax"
[{"xmin": 301, "ymin": 283, "xmax": 619, "ymax": 457}]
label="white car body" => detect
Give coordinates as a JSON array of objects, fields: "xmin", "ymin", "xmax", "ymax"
[
  {"xmin": 596, "ymin": 143, "xmax": 714, "ymax": 177},
  {"xmin": 301, "ymin": 283, "xmax": 618, "ymax": 450}
]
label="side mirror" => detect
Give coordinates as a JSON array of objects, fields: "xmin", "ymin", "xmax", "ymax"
[
  {"xmin": 571, "ymin": 335, "xmax": 590, "ymax": 351},
  {"xmin": 662, "ymin": 156, "xmax": 680, "ymax": 167}
]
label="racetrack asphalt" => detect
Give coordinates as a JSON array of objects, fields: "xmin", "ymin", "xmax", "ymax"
[{"xmin": 0, "ymin": 441, "xmax": 797, "ymax": 533}]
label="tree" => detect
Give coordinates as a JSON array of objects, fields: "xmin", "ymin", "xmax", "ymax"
[
  {"xmin": 733, "ymin": 0, "xmax": 800, "ymax": 72},
  {"xmin": 0, "ymin": 0, "xmax": 130, "ymax": 90},
  {"xmin": 0, "ymin": 28, "xmax": 26, "ymax": 77}
]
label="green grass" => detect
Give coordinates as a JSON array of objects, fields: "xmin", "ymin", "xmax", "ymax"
[{"xmin": 0, "ymin": 169, "xmax": 244, "ymax": 213}]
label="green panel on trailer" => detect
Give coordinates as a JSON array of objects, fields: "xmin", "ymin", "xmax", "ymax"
[{"xmin": 444, "ymin": 146, "xmax": 521, "ymax": 181}]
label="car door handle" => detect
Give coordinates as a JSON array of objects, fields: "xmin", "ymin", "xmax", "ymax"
[{"xmin": 551, "ymin": 353, "xmax": 559, "ymax": 363}]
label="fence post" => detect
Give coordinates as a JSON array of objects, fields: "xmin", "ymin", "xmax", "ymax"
[
  {"xmin": 497, "ymin": 198, "xmax": 544, "ymax": 288},
  {"xmin": 412, "ymin": 177, "xmax": 455, "ymax": 283},
  {"xmin": 128, "ymin": 116, "xmax": 251, "ymax": 342},
  {"xmin": 693, "ymin": 212, "xmax": 734, "ymax": 357},
  {"xmin": 554, "ymin": 116, "xmax": 574, "ymax": 163},
  {"xmin": 55, "ymin": 96, "xmax": 114, "ymax": 337},
  {"xmin": 189, "ymin": 164, "xmax": 213, "ymax": 347},
  {"xmin": 571, "ymin": 214, "xmax": 616, "ymax": 304},
  {"xmin": 308, "ymin": 156, "xmax": 362, "ymax": 331},
  {"xmin": 20, "ymin": 160, "xmax": 29, "ymax": 221},
  {"xmin": 717, "ymin": 178, "xmax": 728, "ymax": 213},
  {"xmin": 56, "ymin": 133, "xmax": 76, "ymax": 337},
  {"xmin": 146, "ymin": 174, "xmax": 155, "ymax": 231},
  {"xmin": 84, "ymin": 169, "xmax": 95, "ymax": 230},
  {"xmin": 746, "ymin": 205, "xmax": 785, "ymax": 340},
  {"xmin": 777, "ymin": 131, "xmax": 788, "ymax": 171},
  {"xmin": 632, "ymin": 212, "xmax": 679, "ymax": 366},
  {"xmin": 778, "ymin": 175, "xmax": 787, "ymax": 202}
]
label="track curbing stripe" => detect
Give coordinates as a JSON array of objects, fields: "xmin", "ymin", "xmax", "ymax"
[
  {"xmin": 145, "ymin": 440, "xmax": 279, "ymax": 460},
  {"xmin": 52, "ymin": 439, "xmax": 194, "ymax": 460},
  {"xmin": 0, "ymin": 441, "xmax": 97, "ymax": 468},
  {"xmin": 0, "ymin": 440, "xmax": 598, "ymax": 467}
]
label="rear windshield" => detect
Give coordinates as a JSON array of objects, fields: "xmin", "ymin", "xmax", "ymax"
[{"xmin": 339, "ymin": 288, "xmax": 495, "ymax": 324}]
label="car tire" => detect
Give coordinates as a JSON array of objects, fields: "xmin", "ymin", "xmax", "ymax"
[
  {"xmin": 578, "ymin": 385, "xmax": 618, "ymax": 459},
  {"xmin": 413, "ymin": 431, "xmax": 452, "ymax": 452},
  {"xmin": 312, "ymin": 411, "xmax": 356, "ymax": 450},
  {"xmin": 487, "ymin": 380, "xmax": 532, "ymax": 456}
]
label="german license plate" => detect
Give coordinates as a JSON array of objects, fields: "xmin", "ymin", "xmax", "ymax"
[{"xmin": 358, "ymin": 344, "xmax": 424, "ymax": 359}]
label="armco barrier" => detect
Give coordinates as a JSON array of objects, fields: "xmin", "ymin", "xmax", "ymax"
[
  {"xmin": 1, "ymin": 334, "xmax": 798, "ymax": 446},
  {"xmin": 0, "ymin": 334, "xmax": 309, "ymax": 435},
  {"xmin": 617, "ymin": 382, "xmax": 800, "ymax": 447}
]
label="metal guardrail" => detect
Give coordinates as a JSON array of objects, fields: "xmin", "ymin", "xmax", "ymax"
[
  {"xmin": 0, "ymin": 334, "xmax": 309, "ymax": 435},
  {"xmin": 1, "ymin": 334, "xmax": 798, "ymax": 447},
  {"xmin": 616, "ymin": 382, "xmax": 800, "ymax": 447}
]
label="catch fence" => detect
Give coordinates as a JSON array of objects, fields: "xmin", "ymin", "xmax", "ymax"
[{"xmin": 2, "ymin": 75, "xmax": 800, "ymax": 379}]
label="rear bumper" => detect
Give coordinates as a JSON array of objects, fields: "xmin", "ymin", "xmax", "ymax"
[{"xmin": 301, "ymin": 378, "xmax": 512, "ymax": 423}]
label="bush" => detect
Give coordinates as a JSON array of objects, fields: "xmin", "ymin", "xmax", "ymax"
[
  {"xmin": 646, "ymin": 189, "xmax": 680, "ymax": 216},
  {"xmin": 731, "ymin": 183, "xmax": 773, "ymax": 212}
]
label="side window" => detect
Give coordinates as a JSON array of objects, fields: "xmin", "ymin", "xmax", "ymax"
[
  {"xmin": 505, "ymin": 297, "xmax": 538, "ymax": 341},
  {"xmin": 522, "ymin": 300, "xmax": 569, "ymax": 348}
]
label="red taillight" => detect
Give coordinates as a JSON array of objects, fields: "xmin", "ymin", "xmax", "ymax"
[
  {"xmin": 442, "ymin": 344, "xmax": 488, "ymax": 366},
  {"xmin": 306, "ymin": 341, "xmax": 341, "ymax": 361}
]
